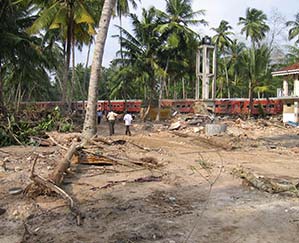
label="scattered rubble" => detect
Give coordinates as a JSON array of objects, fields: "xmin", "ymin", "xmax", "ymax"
[{"xmin": 1, "ymin": 114, "xmax": 299, "ymax": 242}]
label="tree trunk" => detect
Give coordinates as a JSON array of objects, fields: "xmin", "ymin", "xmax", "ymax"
[
  {"xmin": 168, "ymin": 77, "xmax": 171, "ymax": 98},
  {"xmin": 144, "ymin": 84, "xmax": 147, "ymax": 101},
  {"xmin": 50, "ymin": 142, "xmax": 79, "ymax": 185},
  {"xmin": 182, "ymin": 77, "xmax": 186, "ymax": 99},
  {"xmin": 156, "ymin": 78, "xmax": 163, "ymax": 121},
  {"xmin": 83, "ymin": 40, "xmax": 92, "ymax": 98},
  {"xmin": 71, "ymin": 36, "xmax": 76, "ymax": 103},
  {"xmin": 62, "ymin": 8, "xmax": 74, "ymax": 109},
  {"xmin": 156, "ymin": 59, "xmax": 169, "ymax": 121},
  {"xmin": 224, "ymin": 61, "xmax": 230, "ymax": 98},
  {"xmin": 164, "ymin": 79, "xmax": 169, "ymax": 98},
  {"xmin": 82, "ymin": 0, "xmax": 116, "ymax": 140},
  {"xmin": 173, "ymin": 80, "xmax": 177, "ymax": 99},
  {"xmin": 0, "ymin": 59, "xmax": 6, "ymax": 115},
  {"xmin": 248, "ymin": 80, "xmax": 253, "ymax": 118}
]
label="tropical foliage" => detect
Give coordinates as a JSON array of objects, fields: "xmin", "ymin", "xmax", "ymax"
[{"xmin": 0, "ymin": 0, "xmax": 298, "ymax": 119}]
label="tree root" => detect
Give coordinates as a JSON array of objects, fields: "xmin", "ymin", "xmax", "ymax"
[{"xmin": 27, "ymin": 155, "xmax": 83, "ymax": 226}]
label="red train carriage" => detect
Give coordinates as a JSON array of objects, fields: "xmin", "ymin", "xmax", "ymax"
[
  {"xmin": 100, "ymin": 100, "xmax": 142, "ymax": 113},
  {"xmin": 161, "ymin": 99, "xmax": 194, "ymax": 113},
  {"xmin": 214, "ymin": 99, "xmax": 283, "ymax": 115},
  {"xmin": 74, "ymin": 100, "xmax": 142, "ymax": 113},
  {"xmin": 20, "ymin": 98, "xmax": 283, "ymax": 116}
]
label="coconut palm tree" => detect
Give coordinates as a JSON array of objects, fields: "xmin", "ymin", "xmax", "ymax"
[
  {"xmin": 116, "ymin": 0, "xmax": 139, "ymax": 60},
  {"xmin": 212, "ymin": 20, "xmax": 234, "ymax": 97},
  {"xmin": 227, "ymin": 39, "xmax": 246, "ymax": 97},
  {"xmin": 114, "ymin": 8, "xmax": 163, "ymax": 101},
  {"xmin": 0, "ymin": 0, "xmax": 60, "ymax": 112},
  {"xmin": 155, "ymin": 0, "xmax": 206, "ymax": 53},
  {"xmin": 212, "ymin": 20, "xmax": 233, "ymax": 51},
  {"xmin": 153, "ymin": 0, "xmax": 206, "ymax": 103},
  {"xmin": 286, "ymin": 13, "xmax": 299, "ymax": 44},
  {"xmin": 285, "ymin": 44, "xmax": 299, "ymax": 64},
  {"xmin": 27, "ymin": 0, "xmax": 96, "ymax": 106},
  {"xmin": 239, "ymin": 44, "xmax": 271, "ymax": 115},
  {"xmin": 82, "ymin": 0, "xmax": 117, "ymax": 140},
  {"xmin": 238, "ymin": 8, "xmax": 270, "ymax": 48}
]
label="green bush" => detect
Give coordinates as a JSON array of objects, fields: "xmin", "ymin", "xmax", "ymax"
[{"xmin": 0, "ymin": 106, "xmax": 74, "ymax": 147}]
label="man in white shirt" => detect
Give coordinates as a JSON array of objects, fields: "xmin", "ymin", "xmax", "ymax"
[
  {"xmin": 123, "ymin": 112, "xmax": 133, "ymax": 136},
  {"xmin": 107, "ymin": 111, "xmax": 118, "ymax": 135}
]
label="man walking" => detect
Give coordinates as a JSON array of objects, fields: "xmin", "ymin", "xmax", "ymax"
[
  {"xmin": 107, "ymin": 110, "xmax": 118, "ymax": 136},
  {"xmin": 123, "ymin": 112, "xmax": 133, "ymax": 136},
  {"xmin": 97, "ymin": 108, "xmax": 103, "ymax": 124}
]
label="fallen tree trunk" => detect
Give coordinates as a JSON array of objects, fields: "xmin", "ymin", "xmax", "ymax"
[
  {"xmin": 49, "ymin": 142, "xmax": 81, "ymax": 185},
  {"xmin": 29, "ymin": 156, "xmax": 82, "ymax": 225}
]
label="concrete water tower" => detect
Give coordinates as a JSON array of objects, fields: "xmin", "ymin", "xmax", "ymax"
[{"xmin": 195, "ymin": 36, "xmax": 217, "ymax": 100}]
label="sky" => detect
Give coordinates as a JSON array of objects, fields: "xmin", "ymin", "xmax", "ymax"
[{"xmin": 76, "ymin": 0, "xmax": 299, "ymax": 67}]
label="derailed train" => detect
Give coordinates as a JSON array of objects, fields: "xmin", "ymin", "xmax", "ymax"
[{"xmin": 20, "ymin": 98, "xmax": 283, "ymax": 115}]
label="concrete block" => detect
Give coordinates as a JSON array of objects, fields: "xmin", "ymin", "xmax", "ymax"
[{"xmin": 205, "ymin": 124, "xmax": 227, "ymax": 136}]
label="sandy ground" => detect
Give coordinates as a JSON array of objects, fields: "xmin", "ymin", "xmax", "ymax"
[{"xmin": 1, "ymin": 118, "xmax": 299, "ymax": 243}]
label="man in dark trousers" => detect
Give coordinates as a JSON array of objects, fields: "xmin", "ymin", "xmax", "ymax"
[
  {"xmin": 97, "ymin": 108, "xmax": 103, "ymax": 124},
  {"xmin": 123, "ymin": 111, "xmax": 133, "ymax": 136},
  {"xmin": 107, "ymin": 110, "xmax": 118, "ymax": 135}
]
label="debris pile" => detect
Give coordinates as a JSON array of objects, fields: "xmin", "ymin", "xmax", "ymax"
[
  {"xmin": 23, "ymin": 134, "xmax": 164, "ymax": 226},
  {"xmin": 233, "ymin": 167, "xmax": 299, "ymax": 196},
  {"xmin": 168, "ymin": 113, "xmax": 215, "ymax": 132}
]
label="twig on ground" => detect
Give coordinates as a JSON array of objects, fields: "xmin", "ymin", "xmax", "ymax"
[
  {"xmin": 184, "ymin": 151, "xmax": 224, "ymax": 243},
  {"xmin": 29, "ymin": 155, "xmax": 83, "ymax": 226},
  {"xmin": 47, "ymin": 134, "xmax": 68, "ymax": 150}
]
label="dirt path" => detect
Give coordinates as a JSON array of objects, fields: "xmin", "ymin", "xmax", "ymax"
[{"xmin": 1, "ymin": 121, "xmax": 299, "ymax": 243}]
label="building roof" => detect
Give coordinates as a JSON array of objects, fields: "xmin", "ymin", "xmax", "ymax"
[{"xmin": 272, "ymin": 63, "xmax": 299, "ymax": 77}]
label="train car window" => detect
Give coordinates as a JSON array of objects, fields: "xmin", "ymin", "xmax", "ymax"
[
  {"xmin": 188, "ymin": 104, "xmax": 191, "ymax": 107},
  {"xmin": 182, "ymin": 105, "xmax": 186, "ymax": 108},
  {"xmin": 215, "ymin": 104, "xmax": 219, "ymax": 108},
  {"xmin": 220, "ymin": 105, "xmax": 226, "ymax": 108},
  {"xmin": 287, "ymin": 103, "xmax": 292, "ymax": 107},
  {"xmin": 269, "ymin": 104, "xmax": 274, "ymax": 108},
  {"xmin": 263, "ymin": 105, "xmax": 267, "ymax": 109},
  {"xmin": 176, "ymin": 104, "xmax": 180, "ymax": 108},
  {"xmin": 227, "ymin": 104, "xmax": 232, "ymax": 109},
  {"xmin": 254, "ymin": 105, "xmax": 259, "ymax": 108},
  {"xmin": 246, "ymin": 105, "xmax": 249, "ymax": 108}
]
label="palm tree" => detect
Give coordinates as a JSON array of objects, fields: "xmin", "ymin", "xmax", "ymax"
[
  {"xmin": 116, "ymin": 0, "xmax": 139, "ymax": 60},
  {"xmin": 115, "ymin": 8, "xmax": 162, "ymax": 102},
  {"xmin": 27, "ymin": 0, "xmax": 96, "ymax": 105},
  {"xmin": 0, "ymin": 0, "xmax": 60, "ymax": 112},
  {"xmin": 155, "ymin": 0, "xmax": 206, "ymax": 53},
  {"xmin": 212, "ymin": 20, "xmax": 234, "ymax": 97},
  {"xmin": 227, "ymin": 39, "xmax": 246, "ymax": 97},
  {"xmin": 211, "ymin": 20, "xmax": 233, "ymax": 51},
  {"xmin": 285, "ymin": 44, "xmax": 299, "ymax": 64},
  {"xmin": 239, "ymin": 44, "xmax": 271, "ymax": 115},
  {"xmin": 286, "ymin": 13, "xmax": 299, "ymax": 44},
  {"xmin": 238, "ymin": 8, "xmax": 270, "ymax": 48},
  {"xmin": 154, "ymin": 0, "xmax": 206, "ymax": 105},
  {"xmin": 82, "ymin": 0, "xmax": 117, "ymax": 140}
]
